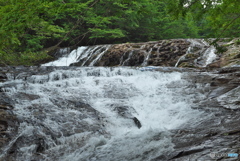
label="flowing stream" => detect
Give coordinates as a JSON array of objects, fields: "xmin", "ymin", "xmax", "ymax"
[
  {"xmin": 2, "ymin": 40, "xmax": 239, "ymax": 160},
  {"xmin": 0, "ymin": 67, "xmax": 209, "ymax": 161}
]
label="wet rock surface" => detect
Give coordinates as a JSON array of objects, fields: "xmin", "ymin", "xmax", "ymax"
[
  {"xmin": 0, "ymin": 92, "xmax": 19, "ymax": 156},
  {"xmin": 36, "ymin": 38, "xmax": 240, "ymax": 72},
  {"xmin": 0, "ymin": 66, "xmax": 239, "ymax": 160},
  {"xmin": 65, "ymin": 38, "xmax": 239, "ymax": 68},
  {"xmin": 161, "ymin": 67, "xmax": 240, "ymax": 161},
  {"xmin": 71, "ymin": 39, "xmax": 192, "ymax": 67},
  {"xmin": 0, "ymin": 67, "xmax": 108, "ymax": 160},
  {"xmin": 164, "ymin": 110, "xmax": 240, "ymax": 161},
  {"xmin": 208, "ymin": 38, "xmax": 240, "ymax": 68}
]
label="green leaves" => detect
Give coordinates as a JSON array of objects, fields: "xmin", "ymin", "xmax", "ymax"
[
  {"xmin": 166, "ymin": 0, "xmax": 240, "ymax": 38},
  {"xmin": 2, "ymin": 0, "xmax": 227, "ymax": 66},
  {"xmin": 0, "ymin": 0, "xmax": 64, "ymax": 52},
  {"xmin": 89, "ymin": 28, "xmax": 125, "ymax": 39}
]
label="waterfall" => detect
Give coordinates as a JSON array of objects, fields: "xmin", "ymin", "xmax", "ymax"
[
  {"xmin": 42, "ymin": 45, "xmax": 112, "ymax": 67},
  {"xmin": 141, "ymin": 44, "xmax": 157, "ymax": 66},
  {"xmin": 202, "ymin": 46, "xmax": 217, "ymax": 66},
  {"xmin": 174, "ymin": 39, "xmax": 218, "ymax": 67},
  {"xmin": 122, "ymin": 51, "xmax": 133, "ymax": 66},
  {"xmin": 43, "ymin": 47, "xmax": 88, "ymax": 66},
  {"xmin": 0, "ymin": 67, "xmax": 208, "ymax": 161},
  {"xmin": 174, "ymin": 40, "xmax": 197, "ymax": 68},
  {"xmin": 42, "ymin": 39, "xmax": 218, "ymax": 68},
  {"xmin": 81, "ymin": 45, "xmax": 111, "ymax": 66},
  {"xmin": 89, "ymin": 45, "xmax": 111, "ymax": 66},
  {"xmin": 119, "ymin": 51, "xmax": 127, "ymax": 65},
  {"xmin": 2, "ymin": 38, "xmax": 240, "ymax": 160},
  {"xmin": 174, "ymin": 52, "xmax": 189, "ymax": 67}
]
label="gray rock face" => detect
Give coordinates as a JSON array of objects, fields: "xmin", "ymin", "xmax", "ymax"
[
  {"xmin": 114, "ymin": 106, "xmax": 142, "ymax": 128},
  {"xmin": 161, "ymin": 67, "xmax": 240, "ymax": 161},
  {"xmin": 0, "ymin": 92, "xmax": 19, "ymax": 155}
]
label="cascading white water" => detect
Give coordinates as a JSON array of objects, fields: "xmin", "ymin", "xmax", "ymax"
[
  {"xmin": 174, "ymin": 39, "xmax": 201, "ymax": 67},
  {"xmin": 202, "ymin": 46, "xmax": 217, "ymax": 67},
  {"xmin": 141, "ymin": 44, "xmax": 156, "ymax": 66},
  {"xmin": 42, "ymin": 39, "xmax": 218, "ymax": 68},
  {"xmin": 122, "ymin": 51, "xmax": 133, "ymax": 66},
  {"xmin": 1, "ymin": 67, "xmax": 208, "ymax": 161},
  {"xmin": 80, "ymin": 46, "xmax": 102, "ymax": 66},
  {"xmin": 42, "ymin": 47, "xmax": 88, "ymax": 66},
  {"xmin": 175, "ymin": 39, "xmax": 217, "ymax": 67},
  {"xmin": 89, "ymin": 45, "xmax": 111, "ymax": 66},
  {"xmin": 42, "ymin": 45, "xmax": 111, "ymax": 67}
]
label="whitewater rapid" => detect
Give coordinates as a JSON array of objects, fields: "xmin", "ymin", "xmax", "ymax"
[{"xmin": 0, "ymin": 67, "xmax": 209, "ymax": 160}]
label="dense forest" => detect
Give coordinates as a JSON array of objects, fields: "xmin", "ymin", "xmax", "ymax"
[{"xmin": 0, "ymin": 0, "xmax": 239, "ymax": 65}]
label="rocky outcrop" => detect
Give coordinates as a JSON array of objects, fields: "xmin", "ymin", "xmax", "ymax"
[
  {"xmin": 0, "ymin": 70, "xmax": 19, "ymax": 143},
  {"xmin": 114, "ymin": 105, "xmax": 142, "ymax": 128},
  {"xmin": 44, "ymin": 38, "xmax": 239, "ymax": 68},
  {"xmin": 162, "ymin": 67, "xmax": 240, "ymax": 161},
  {"xmin": 164, "ymin": 109, "xmax": 240, "ymax": 160},
  {"xmin": 0, "ymin": 93, "xmax": 19, "ymax": 153},
  {"xmin": 208, "ymin": 38, "xmax": 240, "ymax": 68},
  {"xmin": 70, "ymin": 39, "xmax": 192, "ymax": 67}
]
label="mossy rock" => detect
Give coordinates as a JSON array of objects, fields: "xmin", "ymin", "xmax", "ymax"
[
  {"xmin": 218, "ymin": 38, "xmax": 233, "ymax": 42},
  {"xmin": 179, "ymin": 62, "xmax": 196, "ymax": 68},
  {"xmin": 44, "ymin": 45, "xmax": 60, "ymax": 56},
  {"xmin": 131, "ymin": 45, "xmax": 143, "ymax": 48},
  {"xmin": 226, "ymin": 52, "xmax": 239, "ymax": 59},
  {"xmin": 192, "ymin": 46, "xmax": 202, "ymax": 52},
  {"xmin": 234, "ymin": 39, "xmax": 240, "ymax": 45},
  {"xmin": 222, "ymin": 43, "xmax": 233, "ymax": 47},
  {"xmin": 186, "ymin": 53, "xmax": 197, "ymax": 59},
  {"xmin": 233, "ymin": 53, "xmax": 240, "ymax": 59}
]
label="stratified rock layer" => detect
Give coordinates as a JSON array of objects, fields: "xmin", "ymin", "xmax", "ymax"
[
  {"xmin": 94, "ymin": 40, "xmax": 190, "ymax": 66},
  {"xmin": 67, "ymin": 38, "xmax": 239, "ymax": 68}
]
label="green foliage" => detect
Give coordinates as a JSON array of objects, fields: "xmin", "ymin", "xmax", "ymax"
[
  {"xmin": 235, "ymin": 39, "xmax": 240, "ymax": 45},
  {"xmin": 167, "ymin": 0, "xmax": 240, "ymax": 38},
  {"xmin": 2, "ymin": 0, "xmax": 238, "ymax": 66},
  {"xmin": 208, "ymin": 1, "xmax": 240, "ymax": 38},
  {"xmin": 0, "ymin": 51, "xmax": 53, "ymax": 66},
  {"xmin": 0, "ymin": 0, "xmax": 67, "ymax": 53}
]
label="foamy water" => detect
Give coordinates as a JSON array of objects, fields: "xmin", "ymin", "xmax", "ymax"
[{"xmin": 1, "ymin": 67, "xmax": 207, "ymax": 160}]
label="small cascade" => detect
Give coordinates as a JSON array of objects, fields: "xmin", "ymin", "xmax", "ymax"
[
  {"xmin": 81, "ymin": 46, "xmax": 105, "ymax": 66},
  {"xmin": 202, "ymin": 46, "xmax": 217, "ymax": 66},
  {"xmin": 141, "ymin": 49, "xmax": 151, "ymax": 66},
  {"xmin": 157, "ymin": 45, "xmax": 161, "ymax": 52},
  {"xmin": 175, "ymin": 39, "xmax": 217, "ymax": 67},
  {"xmin": 77, "ymin": 46, "xmax": 100, "ymax": 65},
  {"xmin": 89, "ymin": 45, "xmax": 111, "ymax": 66},
  {"xmin": 43, "ymin": 39, "xmax": 218, "ymax": 68},
  {"xmin": 194, "ymin": 40, "xmax": 218, "ymax": 67},
  {"xmin": 175, "ymin": 43, "xmax": 193, "ymax": 67},
  {"xmin": 175, "ymin": 39, "xmax": 206, "ymax": 67},
  {"xmin": 42, "ymin": 47, "xmax": 88, "ymax": 66},
  {"xmin": 122, "ymin": 51, "xmax": 133, "ymax": 66},
  {"xmin": 141, "ymin": 44, "xmax": 157, "ymax": 66},
  {"xmin": 140, "ymin": 44, "xmax": 146, "ymax": 49},
  {"xmin": 119, "ymin": 51, "xmax": 127, "ymax": 65},
  {"xmin": 175, "ymin": 55, "xmax": 184, "ymax": 67}
]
